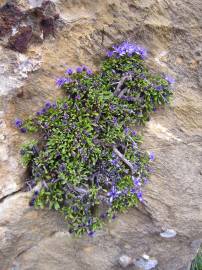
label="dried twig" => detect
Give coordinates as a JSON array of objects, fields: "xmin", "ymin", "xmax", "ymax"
[
  {"xmin": 113, "ymin": 147, "xmax": 134, "ymax": 172},
  {"xmin": 114, "ymin": 75, "xmax": 132, "ymax": 96}
]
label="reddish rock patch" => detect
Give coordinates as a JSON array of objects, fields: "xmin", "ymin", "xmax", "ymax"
[
  {"xmin": 0, "ymin": 2, "xmax": 23, "ymax": 37},
  {"xmin": 7, "ymin": 26, "xmax": 33, "ymax": 53},
  {"xmin": 0, "ymin": 0, "xmax": 59, "ymax": 53}
]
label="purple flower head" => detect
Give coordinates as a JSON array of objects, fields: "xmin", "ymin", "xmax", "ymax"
[
  {"xmin": 59, "ymin": 163, "xmax": 66, "ymax": 172},
  {"xmin": 131, "ymin": 130, "xmax": 137, "ymax": 136},
  {"xmin": 81, "ymin": 65, "xmax": 88, "ymax": 71},
  {"xmin": 113, "ymin": 117, "xmax": 118, "ymax": 125},
  {"xmin": 63, "ymin": 113, "xmax": 68, "ymax": 120},
  {"xmin": 75, "ymin": 94, "xmax": 81, "ymax": 100},
  {"xmin": 112, "ymin": 42, "xmax": 147, "ymax": 59},
  {"xmin": 110, "ymin": 104, "xmax": 116, "ymax": 111},
  {"xmin": 137, "ymin": 46, "xmax": 147, "ymax": 59},
  {"xmin": 34, "ymin": 190, "xmax": 39, "ymax": 196},
  {"xmin": 88, "ymin": 231, "xmax": 95, "ymax": 237},
  {"xmin": 132, "ymin": 176, "xmax": 141, "ymax": 187},
  {"xmin": 56, "ymin": 77, "xmax": 72, "ymax": 87},
  {"xmin": 106, "ymin": 50, "xmax": 114, "ymax": 57},
  {"xmin": 130, "ymin": 188, "xmax": 136, "ymax": 194},
  {"xmin": 86, "ymin": 69, "xmax": 93, "ymax": 75},
  {"xmin": 155, "ymin": 85, "xmax": 163, "ymax": 91},
  {"xmin": 76, "ymin": 66, "xmax": 82, "ymax": 73},
  {"xmin": 45, "ymin": 101, "xmax": 52, "ymax": 109},
  {"xmin": 29, "ymin": 197, "xmax": 36, "ymax": 206},
  {"xmin": 15, "ymin": 118, "xmax": 23, "ymax": 128},
  {"xmin": 65, "ymin": 68, "xmax": 73, "ymax": 75},
  {"xmin": 63, "ymin": 103, "xmax": 68, "ymax": 109},
  {"xmin": 149, "ymin": 152, "xmax": 155, "ymax": 161},
  {"xmin": 52, "ymin": 102, "xmax": 57, "ymax": 109},
  {"xmin": 110, "ymin": 158, "xmax": 118, "ymax": 166},
  {"xmin": 20, "ymin": 127, "xmax": 27, "ymax": 133},
  {"xmin": 136, "ymin": 190, "xmax": 143, "ymax": 202},
  {"xmin": 165, "ymin": 75, "xmax": 175, "ymax": 84},
  {"xmin": 124, "ymin": 127, "xmax": 130, "ymax": 134},
  {"xmin": 107, "ymin": 186, "xmax": 122, "ymax": 203},
  {"xmin": 56, "ymin": 77, "xmax": 67, "ymax": 87}
]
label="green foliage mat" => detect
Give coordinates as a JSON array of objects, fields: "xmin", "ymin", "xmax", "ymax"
[{"xmin": 16, "ymin": 42, "xmax": 174, "ymax": 235}]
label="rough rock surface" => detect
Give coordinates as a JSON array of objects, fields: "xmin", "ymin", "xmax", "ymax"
[{"xmin": 0, "ymin": 0, "xmax": 202, "ymax": 270}]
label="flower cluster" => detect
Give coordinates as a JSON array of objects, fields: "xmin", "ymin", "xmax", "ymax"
[
  {"xmin": 16, "ymin": 42, "xmax": 174, "ymax": 235},
  {"xmin": 107, "ymin": 41, "xmax": 147, "ymax": 59},
  {"xmin": 56, "ymin": 65, "xmax": 93, "ymax": 87}
]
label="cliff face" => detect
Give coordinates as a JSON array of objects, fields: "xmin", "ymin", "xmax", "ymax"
[{"xmin": 0, "ymin": 0, "xmax": 202, "ymax": 269}]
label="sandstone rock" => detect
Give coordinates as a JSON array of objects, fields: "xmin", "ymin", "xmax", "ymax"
[{"xmin": 0, "ymin": 0, "xmax": 202, "ymax": 270}]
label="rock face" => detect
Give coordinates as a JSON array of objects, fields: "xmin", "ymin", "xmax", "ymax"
[{"xmin": 0, "ymin": 0, "xmax": 202, "ymax": 269}]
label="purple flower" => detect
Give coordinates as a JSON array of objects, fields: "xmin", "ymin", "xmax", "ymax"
[
  {"xmin": 88, "ymin": 231, "xmax": 95, "ymax": 237},
  {"xmin": 34, "ymin": 190, "xmax": 39, "ymax": 196},
  {"xmin": 110, "ymin": 104, "xmax": 116, "ymax": 111},
  {"xmin": 155, "ymin": 85, "xmax": 163, "ymax": 91},
  {"xmin": 132, "ymin": 176, "xmax": 141, "ymax": 187},
  {"xmin": 110, "ymin": 158, "xmax": 118, "ymax": 166},
  {"xmin": 106, "ymin": 50, "xmax": 114, "ymax": 57},
  {"xmin": 130, "ymin": 188, "xmax": 136, "ymax": 194},
  {"xmin": 56, "ymin": 77, "xmax": 67, "ymax": 87},
  {"xmin": 136, "ymin": 190, "xmax": 143, "ymax": 202},
  {"xmin": 131, "ymin": 130, "xmax": 136, "ymax": 136},
  {"xmin": 63, "ymin": 113, "xmax": 68, "ymax": 119},
  {"xmin": 63, "ymin": 103, "xmax": 68, "ymax": 109},
  {"xmin": 81, "ymin": 65, "xmax": 88, "ymax": 71},
  {"xmin": 137, "ymin": 46, "xmax": 147, "ymax": 59},
  {"xmin": 29, "ymin": 197, "xmax": 35, "ymax": 206},
  {"xmin": 113, "ymin": 117, "xmax": 118, "ymax": 125},
  {"xmin": 59, "ymin": 163, "xmax": 66, "ymax": 172},
  {"xmin": 20, "ymin": 127, "xmax": 27, "ymax": 133},
  {"xmin": 112, "ymin": 42, "xmax": 147, "ymax": 59},
  {"xmin": 15, "ymin": 119, "xmax": 23, "ymax": 128},
  {"xmin": 76, "ymin": 67, "xmax": 82, "ymax": 73},
  {"xmin": 107, "ymin": 186, "xmax": 122, "ymax": 203},
  {"xmin": 45, "ymin": 101, "xmax": 52, "ymax": 109},
  {"xmin": 165, "ymin": 75, "xmax": 175, "ymax": 84},
  {"xmin": 52, "ymin": 102, "xmax": 57, "ymax": 109},
  {"xmin": 75, "ymin": 94, "xmax": 81, "ymax": 100},
  {"xmin": 86, "ymin": 69, "xmax": 93, "ymax": 75},
  {"xmin": 124, "ymin": 127, "xmax": 130, "ymax": 134},
  {"xmin": 149, "ymin": 152, "xmax": 155, "ymax": 161},
  {"xmin": 65, "ymin": 68, "xmax": 73, "ymax": 75},
  {"xmin": 56, "ymin": 77, "xmax": 72, "ymax": 87}
]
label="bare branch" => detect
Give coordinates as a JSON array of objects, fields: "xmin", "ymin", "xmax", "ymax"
[
  {"xmin": 113, "ymin": 147, "xmax": 134, "ymax": 172},
  {"xmin": 114, "ymin": 75, "xmax": 132, "ymax": 96}
]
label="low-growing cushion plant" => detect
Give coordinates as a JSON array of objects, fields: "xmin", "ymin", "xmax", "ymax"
[{"xmin": 15, "ymin": 42, "xmax": 174, "ymax": 235}]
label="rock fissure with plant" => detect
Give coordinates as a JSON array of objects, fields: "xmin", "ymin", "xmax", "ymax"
[{"xmin": 15, "ymin": 42, "xmax": 174, "ymax": 235}]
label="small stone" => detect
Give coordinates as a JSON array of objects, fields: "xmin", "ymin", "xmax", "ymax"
[
  {"xmin": 119, "ymin": 255, "xmax": 132, "ymax": 268},
  {"xmin": 142, "ymin": 254, "xmax": 150, "ymax": 260},
  {"xmin": 133, "ymin": 257, "xmax": 158, "ymax": 270},
  {"xmin": 160, "ymin": 229, "xmax": 177, "ymax": 238}
]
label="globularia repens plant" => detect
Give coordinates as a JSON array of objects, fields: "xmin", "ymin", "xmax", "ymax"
[{"xmin": 15, "ymin": 42, "xmax": 174, "ymax": 235}]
